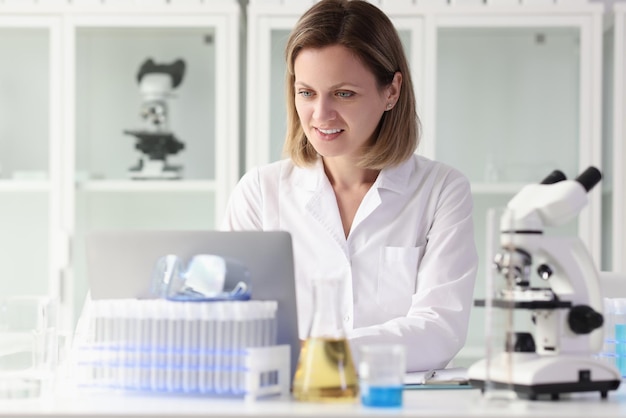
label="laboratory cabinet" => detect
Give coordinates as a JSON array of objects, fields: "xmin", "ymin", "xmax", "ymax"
[
  {"xmin": 246, "ymin": 0, "xmax": 606, "ymax": 366},
  {"xmin": 604, "ymin": 3, "xmax": 626, "ymax": 274},
  {"xmin": 433, "ymin": 6, "xmax": 604, "ymax": 365},
  {"xmin": 0, "ymin": 0, "xmax": 241, "ymax": 331}
]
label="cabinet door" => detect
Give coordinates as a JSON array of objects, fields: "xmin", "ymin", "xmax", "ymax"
[
  {"xmin": 607, "ymin": 5, "xmax": 626, "ymax": 273},
  {"xmin": 0, "ymin": 17, "xmax": 62, "ymax": 301},
  {"xmin": 246, "ymin": 14, "xmax": 299, "ymax": 169},
  {"xmin": 64, "ymin": 11, "xmax": 240, "ymax": 324},
  {"xmin": 246, "ymin": 0, "xmax": 315, "ymax": 170},
  {"xmin": 431, "ymin": 11, "xmax": 603, "ymax": 363}
]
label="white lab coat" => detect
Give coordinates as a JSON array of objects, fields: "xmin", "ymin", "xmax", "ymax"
[{"xmin": 221, "ymin": 154, "xmax": 478, "ymax": 371}]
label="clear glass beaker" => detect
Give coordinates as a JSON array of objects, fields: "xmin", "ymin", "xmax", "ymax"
[
  {"xmin": 471, "ymin": 207, "xmax": 518, "ymax": 401},
  {"xmin": 603, "ymin": 297, "xmax": 626, "ymax": 378},
  {"xmin": 0, "ymin": 296, "xmax": 59, "ymax": 399},
  {"xmin": 358, "ymin": 344, "xmax": 405, "ymax": 408},
  {"xmin": 292, "ymin": 278, "xmax": 358, "ymax": 403}
]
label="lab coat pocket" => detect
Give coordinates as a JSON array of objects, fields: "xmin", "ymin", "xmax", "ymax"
[{"xmin": 376, "ymin": 246, "xmax": 423, "ymax": 315}]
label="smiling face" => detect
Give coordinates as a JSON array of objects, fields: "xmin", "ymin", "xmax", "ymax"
[{"xmin": 293, "ymin": 45, "xmax": 394, "ymax": 163}]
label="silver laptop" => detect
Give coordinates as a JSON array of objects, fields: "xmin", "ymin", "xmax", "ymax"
[{"xmin": 85, "ymin": 229, "xmax": 299, "ymax": 377}]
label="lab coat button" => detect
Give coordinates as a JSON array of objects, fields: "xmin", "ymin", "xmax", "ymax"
[{"xmin": 343, "ymin": 315, "xmax": 350, "ymax": 323}]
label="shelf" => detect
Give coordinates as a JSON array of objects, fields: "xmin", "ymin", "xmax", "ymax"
[
  {"xmin": 470, "ymin": 182, "xmax": 526, "ymax": 194},
  {"xmin": 0, "ymin": 1, "xmax": 238, "ymax": 15},
  {"xmin": 76, "ymin": 179, "xmax": 217, "ymax": 193},
  {"xmin": 0, "ymin": 180, "xmax": 50, "ymax": 192}
]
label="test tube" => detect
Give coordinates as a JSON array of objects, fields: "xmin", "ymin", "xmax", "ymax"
[
  {"xmin": 151, "ymin": 300, "xmax": 168, "ymax": 391},
  {"xmin": 214, "ymin": 302, "xmax": 228, "ymax": 394},
  {"xmin": 167, "ymin": 302, "xmax": 185, "ymax": 392},
  {"xmin": 232, "ymin": 302, "xmax": 247, "ymax": 393},
  {"xmin": 112, "ymin": 300, "xmax": 126, "ymax": 386},
  {"xmin": 137, "ymin": 301, "xmax": 152, "ymax": 390},
  {"xmin": 198, "ymin": 302, "xmax": 216, "ymax": 393},
  {"xmin": 182, "ymin": 302, "xmax": 200, "ymax": 393}
]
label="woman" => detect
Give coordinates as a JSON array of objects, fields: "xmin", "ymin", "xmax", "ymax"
[{"xmin": 222, "ymin": 0, "xmax": 478, "ymax": 372}]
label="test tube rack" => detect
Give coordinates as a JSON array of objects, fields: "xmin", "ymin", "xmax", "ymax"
[{"xmin": 71, "ymin": 299, "xmax": 290, "ymax": 400}]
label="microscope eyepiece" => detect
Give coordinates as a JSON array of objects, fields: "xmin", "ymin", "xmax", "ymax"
[
  {"xmin": 575, "ymin": 166, "xmax": 602, "ymax": 192},
  {"xmin": 539, "ymin": 170, "xmax": 567, "ymax": 185}
]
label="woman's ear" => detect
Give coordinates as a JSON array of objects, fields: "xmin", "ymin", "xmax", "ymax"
[{"xmin": 386, "ymin": 72, "xmax": 402, "ymax": 108}]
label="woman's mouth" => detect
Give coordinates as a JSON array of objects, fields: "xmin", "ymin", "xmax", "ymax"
[{"xmin": 315, "ymin": 127, "xmax": 343, "ymax": 140}]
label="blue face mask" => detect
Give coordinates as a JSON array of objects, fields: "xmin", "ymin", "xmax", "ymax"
[{"xmin": 150, "ymin": 254, "xmax": 251, "ymax": 301}]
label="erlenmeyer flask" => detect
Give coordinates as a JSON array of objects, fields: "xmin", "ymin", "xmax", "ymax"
[{"xmin": 292, "ymin": 278, "xmax": 358, "ymax": 402}]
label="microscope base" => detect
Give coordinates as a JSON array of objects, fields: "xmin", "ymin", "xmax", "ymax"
[
  {"xmin": 129, "ymin": 159, "xmax": 183, "ymax": 180},
  {"xmin": 129, "ymin": 171, "xmax": 182, "ymax": 180},
  {"xmin": 468, "ymin": 353, "xmax": 621, "ymax": 400}
]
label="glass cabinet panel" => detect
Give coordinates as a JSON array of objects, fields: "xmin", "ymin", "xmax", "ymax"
[
  {"xmin": 0, "ymin": 20, "xmax": 59, "ymax": 299},
  {"xmin": 0, "ymin": 194, "xmax": 49, "ymax": 296},
  {"xmin": 74, "ymin": 27, "xmax": 217, "ymax": 181},
  {"xmin": 436, "ymin": 27, "xmax": 580, "ymax": 186},
  {"xmin": 618, "ymin": 6, "xmax": 626, "ymax": 273},
  {"xmin": 605, "ymin": 5, "xmax": 626, "ymax": 273},
  {"xmin": 268, "ymin": 28, "xmax": 291, "ymax": 163},
  {"xmin": 602, "ymin": 18, "xmax": 615, "ymax": 272},
  {"xmin": 0, "ymin": 28, "xmax": 50, "ymax": 180},
  {"xmin": 246, "ymin": 14, "xmax": 299, "ymax": 170}
]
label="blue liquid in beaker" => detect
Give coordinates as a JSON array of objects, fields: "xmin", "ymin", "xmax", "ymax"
[
  {"xmin": 360, "ymin": 385, "xmax": 403, "ymax": 408},
  {"xmin": 616, "ymin": 324, "xmax": 626, "ymax": 378}
]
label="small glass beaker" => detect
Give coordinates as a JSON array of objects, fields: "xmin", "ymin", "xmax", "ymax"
[
  {"xmin": 468, "ymin": 207, "xmax": 518, "ymax": 401},
  {"xmin": 604, "ymin": 298, "xmax": 626, "ymax": 378},
  {"xmin": 0, "ymin": 296, "xmax": 58, "ymax": 399},
  {"xmin": 358, "ymin": 344, "xmax": 405, "ymax": 408},
  {"xmin": 292, "ymin": 278, "xmax": 358, "ymax": 403}
]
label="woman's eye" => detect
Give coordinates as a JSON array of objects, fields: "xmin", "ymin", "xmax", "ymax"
[
  {"xmin": 336, "ymin": 91, "xmax": 354, "ymax": 98},
  {"xmin": 298, "ymin": 90, "xmax": 313, "ymax": 98}
]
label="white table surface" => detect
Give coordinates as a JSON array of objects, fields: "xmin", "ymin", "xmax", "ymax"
[{"xmin": 1, "ymin": 384, "xmax": 626, "ymax": 418}]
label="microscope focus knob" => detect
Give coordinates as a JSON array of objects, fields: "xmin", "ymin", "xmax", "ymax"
[
  {"xmin": 537, "ymin": 264, "xmax": 553, "ymax": 280},
  {"xmin": 568, "ymin": 305, "xmax": 604, "ymax": 334}
]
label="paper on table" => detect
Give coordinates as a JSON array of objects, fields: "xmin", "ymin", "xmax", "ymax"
[{"xmin": 404, "ymin": 367, "xmax": 469, "ymax": 385}]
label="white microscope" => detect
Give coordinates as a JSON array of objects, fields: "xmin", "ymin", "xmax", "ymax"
[
  {"xmin": 124, "ymin": 58, "xmax": 186, "ymax": 180},
  {"xmin": 468, "ymin": 167, "xmax": 622, "ymax": 400}
]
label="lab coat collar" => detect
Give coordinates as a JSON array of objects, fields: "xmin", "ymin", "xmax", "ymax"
[
  {"xmin": 293, "ymin": 156, "xmax": 415, "ymax": 194},
  {"xmin": 374, "ymin": 156, "xmax": 415, "ymax": 193},
  {"xmin": 294, "ymin": 158, "xmax": 326, "ymax": 191}
]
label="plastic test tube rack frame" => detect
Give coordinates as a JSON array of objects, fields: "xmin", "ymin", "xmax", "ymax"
[{"xmin": 71, "ymin": 299, "xmax": 290, "ymax": 401}]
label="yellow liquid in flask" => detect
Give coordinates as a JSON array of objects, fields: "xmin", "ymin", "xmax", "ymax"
[{"xmin": 292, "ymin": 337, "xmax": 358, "ymax": 403}]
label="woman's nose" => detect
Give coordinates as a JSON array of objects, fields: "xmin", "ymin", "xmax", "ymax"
[{"xmin": 312, "ymin": 97, "xmax": 336, "ymax": 121}]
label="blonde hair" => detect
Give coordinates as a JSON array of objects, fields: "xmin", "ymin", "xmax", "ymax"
[{"xmin": 284, "ymin": 0, "xmax": 420, "ymax": 169}]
